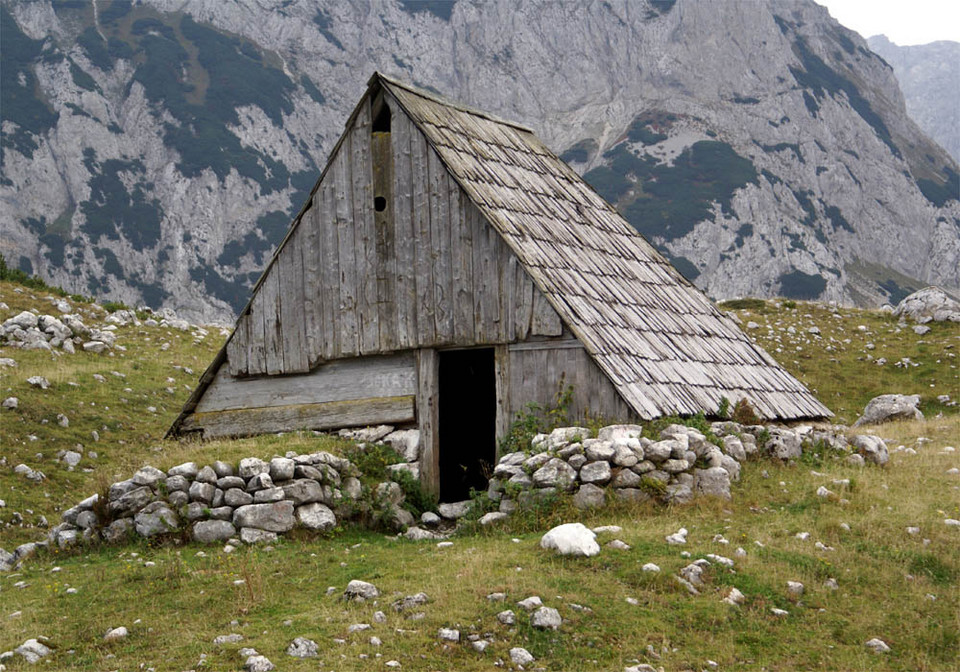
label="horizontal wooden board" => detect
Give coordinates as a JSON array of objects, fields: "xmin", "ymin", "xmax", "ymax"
[
  {"xmin": 181, "ymin": 396, "xmax": 416, "ymax": 439},
  {"xmin": 195, "ymin": 353, "xmax": 416, "ymax": 413}
]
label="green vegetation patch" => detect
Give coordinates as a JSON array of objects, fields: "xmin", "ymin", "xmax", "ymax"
[
  {"xmin": 398, "ymin": 0, "xmax": 456, "ymax": 21},
  {"xmin": 917, "ymin": 166, "xmax": 959, "ymax": 207},
  {"xmin": 778, "ymin": 269, "xmax": 827, "ymax": 300},
  {"xmin": 588, "ymin": 140, "xmax": 757, "ymax": 242},
  {"xmin": 789, "ymin": 37, "xmax": 900, "ymax": 159},
  {"xmin": 0, "ymin": 6, "xmax": 60, "ymax": 160},
  {"xmin": 559, "ymin": 138, "xmax": 598, "ymax": 164},
  {"xmin": 79, "ymin": 152, "xmax": 164, "ymax": 251}
]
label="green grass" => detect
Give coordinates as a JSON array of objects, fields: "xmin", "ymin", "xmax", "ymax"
[{"xmin": 1, "ymin": 283, "xmax": 959, "ymax": 670}]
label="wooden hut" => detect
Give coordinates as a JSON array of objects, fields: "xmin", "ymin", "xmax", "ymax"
[{"xmin": 169, "ymin": 73, "xmax": 831, "ymax": 499}]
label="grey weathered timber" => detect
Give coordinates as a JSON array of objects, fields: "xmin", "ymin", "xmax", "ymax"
[
  {"xmin": 430, "ymin": 148, "xmax": 454, "ymax": 341},
  {"xmin": 392, "ymin": 107, "xmax": 417, "ymax": 348},
  {"xmin": 279, "ymin": 225, "xmax": 308, "ymax": 373},
  {"xmin": 335, "ymin": 135, "xmax": 359, "ymax": 357},
  {"xmin": 195, "ymin": 352, "xmax": 416, "ymax": 413},
  {"xmin": 226, "ymin": 312, "xmax": 247, "ymax": 377},
  {"xmin": 413, "ymin": 129, "xmax": 436, "ymax": 345},
  {"xmin": 494, "ymin": 344, "xmax": 511, "ymax": 447},
  {"xmin": 352, "ymin": 102, "xmax": 379, "ymax": 355},
  {"xmin": 302, "ymin": 198, "xmax": 322, "ymax": 365},
  {"xmin": 181, "ymin": 396, "xmax": 415, "ymax": 439},
  {"xmin": 263, "ymin": 271, "xmax": 283, "ymax": 376},
  {"xmin": 417, "ymin": 348, "xmax": 440, "ymax": 495},
  {"xmin": 373, "ymin": 126, "xmax": 397, "ymax": 351},
  {"xmin": 318, "ymin": 170, "xmax": 339, "ymax": 360}
]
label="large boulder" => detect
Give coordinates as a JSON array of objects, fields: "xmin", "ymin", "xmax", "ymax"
[
  {"xmin": 296, "ymin": 503, "xmax": 337, "ymax": 531},
  {"xmin": 853, "ymin": 394, "xmax": 923, "ymax": 426},
  {"xmin": 193, "ymin": 520, "xmax": 237, "ymax": 543},
  {"xmin": 540, "ymin": 522, "xmax": 600, "ymax": 557},
  {"xmin": 233, "ymin": 501, "xmax": 296, "ymax": 532},
  {"xmin": 849, "ymin": 435, "xmax": 890, "ymax": 466},
  {"xmin": 894, "ymin": 287, "xmax": 960, "ymax": 323}
]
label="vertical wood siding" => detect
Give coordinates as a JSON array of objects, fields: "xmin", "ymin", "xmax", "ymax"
[{"xmin": 227, "ymin": 96, "xmax": 563, "ymax": 377}]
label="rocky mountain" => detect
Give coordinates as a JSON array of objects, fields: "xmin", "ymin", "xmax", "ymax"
[
  {"xmin": 1, "ymin": 0, "xmax": 958, "ymax": 322},
  {"xmin": 866, "ymin": 35, "xmax": 960, "ymax": 164}
]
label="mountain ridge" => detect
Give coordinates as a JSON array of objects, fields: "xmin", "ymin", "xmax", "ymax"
[{"xmin": 1, "ymin": 0, "xmax": 957, "ymax": 322}]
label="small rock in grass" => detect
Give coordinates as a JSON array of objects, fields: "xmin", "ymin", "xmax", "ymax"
[
  {"xmin": 497, "ymin": 610, "xmax": 516, "ymax": 626},
  {"xmin": 606, "ymin": 539, "xmax": 631, "ymax": 550},
  {"xmin": 641, "ymin": 563, "xmax": 661, "ymax": 573},
  {"xmin": 771, "ymin": 608, "xmax": 789, "ymax": 617},
  {"xmin": 287, "ymin": 637, "xmax": 320, "ymax": 658},
  {"xmin": 244, "ymin": 654, "xmax": 275, "ymax": 672},
  {"xmin": 665, "ymin": 527, "xmax": 688, "ymax": 544},
  {"xmin": 213, "ymin": 633, "xmax": 244, "ymax": 644},
  {"xmin": 530, "ymin": 606, "xmax": 562, "ymax": 630},
  {"xmin": 343, "ymin": 580, "xmax": 379, "ymax": 601},
  {"xmin": 510, "ymin": 647, "xmax": 535, "ymax": 665},
  {"xmin": 438, "ymin": 628, "xmax": 459, "ymax": 642},
  {"xmin": 787, "ymin": 581, "xmax": 804, "ymax": 596},
  {"xmin": 722, "ymin": 587, "xmax": 745, "ymax": 605},
  {"xmin": 517, "ymin": 596, "xmax": 542, "ymax": 611},
  {"xmin": 103, "ymin": 626, "xmax": 128, "ymax": 642},
  {"xmin": 865, "ymin": 638, "xmax": 891, "ymax": 654}
]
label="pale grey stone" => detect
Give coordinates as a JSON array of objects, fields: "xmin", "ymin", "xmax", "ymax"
[
  {"xmin": 376, "ymin": 481, "xmax": 404, "ymax": 506},
  {"xmin": 132, "ymin": 465, "xmax": 165, "ymax": 486},
  {"xmin": 286, "ymin": 637, "xmax": 319, "ymax": 657},
  {"xmin": 479, "ymin": 511, "xmax": 508, "ymax": 525},
  {"xmin": 661, "ymin": 458, "xmax": 690, "ymax": 473},
  {"xmin": 532, "ymin": 458, "xmax": 577, "ymax": 490},
  {"xmin": 193, "ymin": 520, "xmax": 236, "ymax": 543},
  {"xmin": 15, "ymin": 638, "xmax": 53, "ymax": 663},
  {"xmin": 282, "ymin": 479, "xmax": 324, "ymax": 505},
  {"xmin": 135, "ymin": 502, "xmax": 179, "ymax": 537},
  {"xmin": 296, "ymin": 502, "xmax": 336, "ymax": 531},
  {"xmin": 438, "ymin": 628, "xmax": 459, "ymax": 642},
  {"xmin": 572, "ymin": 483, "xmax": 606, "ymax": 510},
  {"xmin": 212, "ymin": 460, "xmax": 234, "ymax": 477},
  {"xmin": 584, "ymin": 441, "xmax": 615, "ymax": 462},
  {"xmin": 497, "ymin": 610, "xmax": 516, "ymax": 625},
  {"xmin": 765, "ymin": 429, "xmax": 802, "ymax": 460},
  {"xmin": 224, "ymin": 488, "xmax": 253, "ymax": 507},
  {"xmin": 102, "ymin": 518, "xmax": 134, "ymax": 543},
  {"xmin": 269, "ymin": 457, "xmax": 296, "ymax": 481},
  {"xmin": 382, "ymin": 428, "xmax": 421, "ymax": 462},
  {"xmin": 168, "ymin": 462, "xmax": 199, "ymax": 479},
  {"xmin": 540, "ymin": 522, "xmax": 600, "ymax": 556},
  {"xmin": 232, "ymin": 501, "xmax": 295, "ymax": 532},
  {"xmin": 238, "ymin": 457, "xmax": 269, "ymax": 479},
  {"xmin": 644, "ymin": 440, "xmax": 674, "ymax": 462},
  {"xmin": 189, "ymin": 481, "xmax": 216, "ymax": 504},
  {"xmin": 510, "ymin": 647, "xmax": 535, "ymax": 665},
  {"xmin": 165, "ymin": 475, "xmax": 190, "ymax": 493},
  {"xmin": 195, "ymin": 465, "xmax": 218, "ymax": 483},
  {"xmin": 253, "ymin": 487, "xmax": 284, "ymax": 504},
  {"xmin": 865, "ymin": 638, "xmax": 891, "ymax": 654},
  {"xmin": 245, "ymin": 472, "xmax": 274, "ymax": 492},
  {"xmin": 208, "ymin": 506, "xmax": 233, "ymax": 520},
  {"xmin": 597, "ymin": 424, "xmax": 644, "ymax": 441},
  {"xmin": 854, "ymin": 394, "xmax": 923, "ymax": 426},
  {"xmin": 579, "ymin": 460, "xmax": 612, "ymax": 484},
  {"xmin": 850, "ymin": 435, "xmax": 890, "ymax": 465},
  {"xmin": 343, "ymin": 579, "xmax": 379, "ymax": 601},
  {"xmin": 240, "ymin": 528, "xmax": 278, "ymax": 544},
  {"xmin": 694, "ymin": 467, "xmax": 732, "ymax": 499},
  {"xmin": 612, "ymin": 468, "xmax": 642, "ymax": 488},
  {"xmin": 109, "ymin": 486, "xmax": 154, "ymax": 517},
  {"xmin": 218, "ymin": 476, "xmax": 246, "ymax": 490},
  {"xmin": 530, "ymin": 606, "xmax": 561, "ymax": 630}
]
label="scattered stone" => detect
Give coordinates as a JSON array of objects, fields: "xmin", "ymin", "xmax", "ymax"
[
  {"xmin": 787, "ymin": 581, "xmax": 804, "ymax": 596},
  {"xmin": 606, "ymin": 539, "xmax": 631, "ymax": 550},
  {"xmin": 1, "ymin": 396, "xmax": 17, "ymax": 409},
  {"xmin": 641, "ymin": 563, "xmax": 661, "ymax": 573},
  {"xmin": 103, "ymin": 626, "xmax": 129, "ymax": 642},
  {"xmin": 15, "ymin": 638, "xmax": 53, "ymax": 663},
  {"xmin": 510, "ymin": 647, "xmax": 535, "ymax": 665},
  {"xmin": 27, "ymin": 376, "xmax": 50, "ymax": 389},
  {"xmin": 722, "ymin": 587, "xmax": 745, "ymax": 605},
  {"xmin": 854, "ymin": 394, "xmax": 923, "ymax": 426},
  {"xmin": 517, "ymin": 596, "xmax": 543, "ymax": 611},
  {"xmin": 850, "ymin": 435, "xmax": 890, "ymax": 466},
  {"xmin": 666, "ymin": 527, "xmax": 688, "ymax": 545},
  {"xmin": 438, "ymin": 628, "xmax": 459, "ymax": 642},
  {"xmin": 244, "ymin": 654, "xmax": 275, "ymax": 672},
  {"xmin": 865, "ymin": 638, "xmax": 891, "ymax": 654},
  {"xmin": 343, "ymin": 580, "xmax": 379, "ymax": 601},
  {"xmin": 530, "ymin": 606, "xmax": 562, "ymax": 630},
  {"xmin": 479, "ymin": 511, "xmax": 508, "ymax": 526},
  {"xmin": 497, "ymin": 609, "xmax": 516, "ymax": 625},
  {"xmin": 540, "ymin": 523, "xmax": 600, "ymax": 557}
]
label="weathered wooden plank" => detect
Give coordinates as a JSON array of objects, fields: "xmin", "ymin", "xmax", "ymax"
[
  {"xmin": 430, "ymin": 148, "xmax": 454, "ymax": 341},
  {"xmin": 263, "ymin": 270, "xmax": 284, "ymax": 375},
  {"xmin": 475, "ymin": 206, "xmax": 501, "ymax": 342},
  {"xmin": 413, "ymin": 128, "xmax": 436, "ymax": 345},
  {"xmin": 392, "ymin": 107, "xmax": 417, "ymax": 349},
  {"xmin": 531, "ymin": 287, "xmax": 564, "ymax": 336},
  {"xmin": 454, "ymin": 186, "xmax": 475, "ymax": 343},
  {"xmin": 247, "ymin": 291, "xmax": 267, "ymax": 375},
  {"xmin": 226, "ymin": 314, "xmax": 248, "ymax": 377},
  {"xmin": 494, "ymin": 344, "xmax": 511, "ymax": 452},
  {"xmin": 182, "ymin": 396, "xmax": 416, "ymax": 439},
  {"xmin": 303, "ymin": 195, "xmax": 322, "ymax": 366},
  {"xmin": 319, "ymin": 168, "xmax": 340, "ymax": 360},
  {"xmin": 373, "ymin": 124, "xmax": 397, "ymax": 351},
  {"xmin": 417, "ymin": 348, "xmax": 440, "ymax": 496},
  {"xmin": 279, "ymin": 227, "xmax": 308, "ymax": 373},
  {"xmin": 195, "ymin": 352, "xmax": 417, "ymax": 412},
  {"xmin": 448, "ymin": 183, "xmax": 469, "ymax": 343},
  {"xmin": 335, "ymin": 137, "xmax": 359, "ymax": 357},
  {"xmin": 352, "ymin": 101, "xmax": 379, "ymax": 355}
]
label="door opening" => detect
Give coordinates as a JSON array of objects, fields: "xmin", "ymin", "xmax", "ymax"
[{"xmin": 438, "ymin": 348, "xmax": 496, "ymax": 502}]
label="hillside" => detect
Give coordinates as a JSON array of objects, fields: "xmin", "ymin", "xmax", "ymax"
[
  {"xmin": 1, "ymin": 0, "xmax": 958, "ymax": 323},
  {"xmin": 1, "ymin": 279, "xmax": 958, "ymax": 669},
  {"xmin": 867, "ymin": 35, "xmax": 960, "ymax": 164}
]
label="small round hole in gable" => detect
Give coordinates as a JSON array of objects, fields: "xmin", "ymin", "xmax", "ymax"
[{"xmin": 374, "ymin": 196, "xmax": 387, "ymax": 212}]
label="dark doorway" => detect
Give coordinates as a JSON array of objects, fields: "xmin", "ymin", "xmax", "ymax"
[{"xmin": 438, "ymin": 348, "xmax": 496, "ymax": 502}]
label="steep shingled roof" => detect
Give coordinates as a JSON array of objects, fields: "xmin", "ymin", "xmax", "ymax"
[{"xmin": 377, "ymin": 73, "xmax": 830, "ymax": 419}]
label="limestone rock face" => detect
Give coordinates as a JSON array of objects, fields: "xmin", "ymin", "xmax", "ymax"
[{"xmin": 2, "ymin": 0, "xmax": 956, "ymax": 320}]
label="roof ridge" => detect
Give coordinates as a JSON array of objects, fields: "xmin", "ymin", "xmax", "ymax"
[{"xmin": 372, "ymin": 71, "xmax": 535, "ymax": 134}]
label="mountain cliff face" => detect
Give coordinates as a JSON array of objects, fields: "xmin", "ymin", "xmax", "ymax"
[
  {"xmin": 866, "ymin": 35, "xmax": 960, "ymax": 164},
  {"xmin": 2, "ymin": 0, "xmax": 958, "ymax": 322}
]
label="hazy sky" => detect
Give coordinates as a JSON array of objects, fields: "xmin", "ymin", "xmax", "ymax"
[{"xmin": 817, "ymin": 0, "xmax": 960, "ymax": 45}]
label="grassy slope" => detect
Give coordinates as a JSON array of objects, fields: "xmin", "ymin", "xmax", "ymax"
[{"xmin": 1, "ymin": 282, "xmax": 958, "ymax": 671}]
